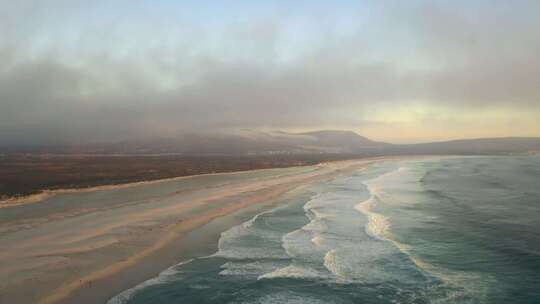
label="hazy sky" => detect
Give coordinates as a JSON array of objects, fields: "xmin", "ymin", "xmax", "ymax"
[{"xmin": 1, "ymin": 0, "xmax": 539, "ymax": 145}]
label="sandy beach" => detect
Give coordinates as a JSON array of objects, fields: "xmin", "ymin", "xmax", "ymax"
[{"xmin": 0, "ymin": 158, "xmax": 384, "ymax": 304}]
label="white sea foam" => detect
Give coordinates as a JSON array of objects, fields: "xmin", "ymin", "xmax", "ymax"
[
  {"xmin": 310, "ymin": 208, "xmax": 333, "ymax": 220},
  {"xmin": 356, "ymin": 166, "xmax": 489, "ymax": 299},
  {"xmin": 302, "ymin": 193, "xmax": 323, "ymax": 209},
  {"xmin": 279, "ymin": 192, "xmax": 336, "ymax": 259},
  {"xmin": 321, "ymin": 223, "xmax": 401, "ymax": 284},
  {"xmin": 213, "ymin": 208, "xmax": 286, "ymax": 260},
  {"xmin": 106, "ymin": 259, "xmax": 193, "ymax": 304},
  {"xmin": 258, "ymin": 265, "xmax": 323, "ymax": 280},
  {"xmin": 311, "ymin": 233, "xmax": 324, "ymax": 247},
  {"xmin": 297, "ymin": 193, "xmax": 340, "ymax": 248},
  {"xmin": 394, "ymin": 240, "xmax": 491, "ymax": 300},
  {"xmin": 243, "ymin": 292, "xmax": 328, "ymax": 304},
  {"xmin": 241, "ymin": 209, "xmax": 274, "ymax": 229},
  {"xmin": 301, "ymin": 217, "xmax": 328, "ymax": 233},
  {"xmin": 355, "ymin": 168, "xmax": 405, "ymax": 241},
  {"xmin": 355, "ymin": 191, "xmax": 390, "ymax": 239},
  {"xmin": 219, "ymin": 260, "xmax": 283, "ymax": 277},
  {"xmin": 303, "ymin": 192, "xmax": 347, "ymax": 211},
  {"xmin": 214, "ymin": 236, "xmax": 286, "ymax": 260},
  {"xmin": 281, "ymin": 228, "xmax": 316, "ymax": 259},
  {"xmin": 323, "ymin": 250, "xmax": 343, "ymax": 279}
]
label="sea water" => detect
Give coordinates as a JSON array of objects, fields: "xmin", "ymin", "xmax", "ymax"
[{"xmin": 109, "ymin": 156, "xmax": 540, "ymax": 304}]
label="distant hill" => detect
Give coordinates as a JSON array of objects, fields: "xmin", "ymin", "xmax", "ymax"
[
  {"xmin": 395, "ymin": 137, "xmax": 540, "ymax": 155},
  {"xmin": 2, "ymin": 130, "xmax": 540, "ymax": 156},
  {"xmin": 296, "ymin": 130, "xmax": 390, "ymax": 153}
]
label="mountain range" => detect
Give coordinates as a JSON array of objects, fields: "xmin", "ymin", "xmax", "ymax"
[{"xmin": 3, "ymin": 130, "xmax": 540, "ymax": 156}]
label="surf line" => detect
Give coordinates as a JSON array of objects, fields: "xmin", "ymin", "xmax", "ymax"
[{"xmin": 355, "ymin": 168, "xmax": 464, "ymax": 288}]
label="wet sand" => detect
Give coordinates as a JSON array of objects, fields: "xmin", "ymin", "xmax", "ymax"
[{"xmin": 0, "ymin": 158, "xmax": 384, "ymax": 304}]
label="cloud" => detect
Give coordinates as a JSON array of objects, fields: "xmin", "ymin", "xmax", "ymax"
[{"xmin": 0, "ymin": 0, "xmax": 539, "ymax": 145}]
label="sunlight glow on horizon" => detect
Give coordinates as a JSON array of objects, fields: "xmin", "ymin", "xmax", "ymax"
[{"xmin": 1, "ymin": 0, "xmax": 539, "ymax": 145}]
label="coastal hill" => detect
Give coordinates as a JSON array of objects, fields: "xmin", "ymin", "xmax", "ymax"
[
  {"xmin": 396, "ymin": 137, "xmax": 540, "ymax": 155},
  {"xmin": 2, "ymin": 130, "xmax": 540, "ymax": 198},
  {"xmin": 1, "ymin": 130, "xmax": 390, "ymax": 155},
  {"xmin": 2, "ymin": 129, "xmax": 540, "ymax": 156}
]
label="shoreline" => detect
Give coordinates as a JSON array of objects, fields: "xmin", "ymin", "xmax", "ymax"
[
  {"xmin": 52, "ymin": 161, "xmax": 371, "ymax": 304},
  {"xmin": 0, "ymin": 154, "xmax": 461, "ymax": 208},
  {"xmin": 0, "ymin": 153, "xmax": 360, "ymax": 206},
  {"xmin": 0, "ymin": 164, "xmax": 314, "ymax": 209},
  {"xmin": 59, "ymin": 186, "xmax": 300, "ymax": 304},
  {"xmin": 0, "ymin": 158, "xmax": 383, "ymax": 304}
]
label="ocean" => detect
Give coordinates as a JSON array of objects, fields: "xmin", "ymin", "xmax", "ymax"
[{"xmin": 108, "ymin": 156, "xmax": 540, "ymax": 304}]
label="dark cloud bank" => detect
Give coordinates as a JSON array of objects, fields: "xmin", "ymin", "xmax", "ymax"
[{"xmin": 1, "ymin": 0, "xmax": 539, "ymax": 146}]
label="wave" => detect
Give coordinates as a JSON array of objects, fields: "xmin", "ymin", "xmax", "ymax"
[
  {"xmin": 278, "ymin": 192, "xmax": 330, "ymax": 256},
  {"xmin": 356, "ymin": 169, "xmax": 432, "ymax": 269},
  {"xmin": 213, "ymin": 205, "xmax": 289, "ymax": 260},
  {"xmin": 298, "ymin": 193, "xmax": 342, "ymax": 247},
  {"xmin": 213, "ymin": 236, "xmax": 286, "ymax": 260},
  {"xmin": 239, "ymin": 207, "xmax": 279, "ymax": 230},
  {"xmin": 311, "ymin": 234, "xmax": 324, "ymax": 247},
  {"xmin": 106, "ymin": 259, "xmax": 194, "ymax": 304},
  {"xmin": 258, "ymin": 265, "xmax": 324, "ymax": 280},
  {"xmin": 281, "ymin": 229, "xmax": 316, "ymax": 261},
  {"xmin": 281, "ymin": 195, "xmax": 341, "ymax": 258},
  {"xmin": 242, "ymin": 292, "xmax": 329, "ymax": 304},
  {"xmin": 357, "ymin": 166, "xmax": 489, "ymax": 301},
  {"xmin": 355, "ymin": 189, "xmax": 390, "ymax": 239},
  {"xmin": 323, "ymin": 250, "xmax": 344, "ymax": 280},
  {"xmin": 219, "ymin": 260, "xmax": 284, "ymax": 277},
  {"xmin": 355, "ymin": 167, "xmax": 411, "ymax": 242},
  {"xmin": 322, "ymin": 242, "xmax": 400, "ymax": 284}
]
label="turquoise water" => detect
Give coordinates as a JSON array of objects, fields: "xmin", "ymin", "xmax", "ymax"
[{"xmin": 109, "ymin": 156, "xmax": 540, "ymax": 304}]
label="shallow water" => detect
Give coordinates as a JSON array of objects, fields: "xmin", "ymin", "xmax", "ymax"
[{"xmin": 110, "ymin": 156, "xmax": 540, "ymax": 304}]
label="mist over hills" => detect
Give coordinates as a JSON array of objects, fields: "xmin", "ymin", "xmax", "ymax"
[{"xmin": 3, "ymin": 130, "xmax": 540, "ymax": 156}]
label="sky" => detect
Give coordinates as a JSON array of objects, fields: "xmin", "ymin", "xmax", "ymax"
[{"xmin": 1, "ymin": 0, "xmax": 539, "ymax": 145}]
